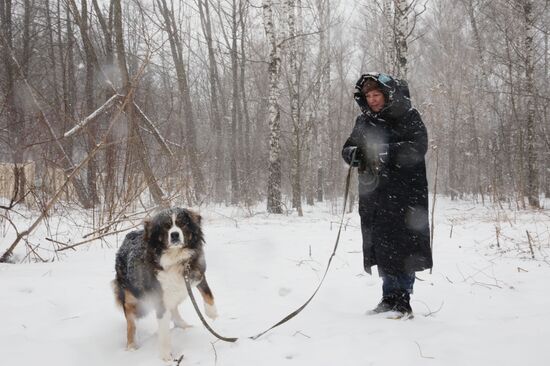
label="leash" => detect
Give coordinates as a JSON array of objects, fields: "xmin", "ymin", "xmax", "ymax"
[{"xmin": 184, "ymin": 165, "xmax": 354, "ymax": 342}]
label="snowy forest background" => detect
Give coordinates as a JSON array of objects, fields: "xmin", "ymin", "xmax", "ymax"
[{"xmin": 0, "ymin": 0, "xmax": 549, "ymax": 261}]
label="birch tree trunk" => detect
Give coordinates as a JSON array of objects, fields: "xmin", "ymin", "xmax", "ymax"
[
  {"xmin": 382, "ymin": 0, "xmax": 394, "ymax": 73},
  {"xmin": 263, "ymin": 0, "xmax": 283, "ymax": 213},
  {"xmin": 521, "ymin": 0, "xmax": 539, "ymax": 208},
  {"xmin": 286, "ymin": 0, "xmax": 303, "ymax": 215},
  {"xmin": 394, "ymin": 0, "xmax": 409, "ymax": 79}
]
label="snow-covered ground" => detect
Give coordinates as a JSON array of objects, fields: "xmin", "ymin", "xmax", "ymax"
[{"xmin": 1, "ymin": 197, "xmax": 549, "ymax": 366}]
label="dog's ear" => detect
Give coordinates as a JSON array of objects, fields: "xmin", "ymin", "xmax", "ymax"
[
  {"xmin": 189, "ymin": 211, "xmax": 202, "ymax": 226},
  {"xmin": 143, "ymin": 219, "xmax": 152, "ymax": 242}
]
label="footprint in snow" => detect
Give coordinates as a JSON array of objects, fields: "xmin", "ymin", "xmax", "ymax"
[{"xmin": 278, "ymin": 287, "xmax": 291, "ymax": 296}]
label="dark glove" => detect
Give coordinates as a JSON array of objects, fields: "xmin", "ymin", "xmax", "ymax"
[{"xmin": 342, "ymin": 146, "xmax": 362, "ymax": 167}]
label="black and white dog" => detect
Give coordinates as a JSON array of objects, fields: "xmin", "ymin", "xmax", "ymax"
[{"xmin": 112, "ymin": 207, "xmax": 218, "ymax": 361}]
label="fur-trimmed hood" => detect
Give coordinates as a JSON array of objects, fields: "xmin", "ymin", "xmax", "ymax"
[{"xmin": 353, "ymin": 72, "xmax": 412, "ymax": 121}]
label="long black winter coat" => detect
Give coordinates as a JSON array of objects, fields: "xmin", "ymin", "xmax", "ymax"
[{"xmin": 342, "ymin": 73, "xmax": 432, "ymax": 275}]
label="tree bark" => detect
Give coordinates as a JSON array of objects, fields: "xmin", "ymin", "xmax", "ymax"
[
  {"xmin": 79, "ymin": 0, "xmax": 99, "ymax": 205},
  {"xmin": 383, "ymin": 0, "xmax": 394, "ymax": 73},
  {"xmin": 286, "ymin": 0, "xmax": 303, "ymax": 215},
  {"xmin": 394, "ymin": 0, "xmax": 409, "ymax": 79},
  {"xmin": 521, "ymin": 0, "xmax": 539, "ymax": 208},
  {"xmin": 239, "ymin": 0, "xmax": 253, "ymax": 205},
  {"xmin": 230, "ymin": 0, "xmax": 240, "ymax": 204},
  {"xmin": 263, "ymin": 0, "xmax": 283, "ymax": 213},
  {"xmin": 316, "ymin": 0, "xmax": 330, "ymax": 202}
]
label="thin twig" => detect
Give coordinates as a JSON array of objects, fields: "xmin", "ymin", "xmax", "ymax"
[
  {"xmin": 82, "ymin": 206, "xmax": 156, "ymax": 238},
  {"xmin": 208, "ymin": 210, "xmax": 239, "ymax": 228},
  {"xmin": 293, "ymin": 330, "xmax": 311, "ymax": 339},
  {"xmin": 55, "ymin": 225, "xmax": 140, "ymax": 252},
  {"xmin": 415, "ymin": 300, "xmax": 444, "ymax": 317},
  {"xmin": 414, "ymin": 341, "xmax": 435, "ymax": 359},
  {"xmin": 23, "ymin": 241, "xmax": 47, "ymax": 263},
  {"xmin": 526, "ymin": 230, "xmax": 535, "ymax": 259},
  {"xmin": 495, "ymin": 225, "xmax": 501, "ymax": 249},
  {"xmin": 210, "ymin": 341, "xmax": 219, "ymax": 365},
  {"xmin": 45, "ymin": 237, "xmax": 76, "ymax": 250}
]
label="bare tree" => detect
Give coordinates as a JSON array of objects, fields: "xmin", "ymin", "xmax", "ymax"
[
  {"xmin": 1, "ymin": 0, "xmax": 28, "ymax": 203},
  {"xmin": 79, "ymin": 0, "xmax": 99, "ymax": 204},
  {"xmin": 315, "ymin": 0, "xmax": 330, "ymax": 202},
  {"xmin": 239, "ymin": 0, "xmax": 254, "ymax": 205},
  {"xmin": 157, "ymin": 0, "xmax": 205, "ymax": 203},
  {"xmin": 229, "ymin": 0, "xmax": 241, "ymax": 204},
  {"xmin": 520, "ymin": 0, "xmax": 540, "ymax": 208},
  {"xmin": 263, "ymin": 0, "xmax": 283, "ymax": 213},
  {"xmin": 91, "ymin": 0, "xmax": 118, "ymax": 213},
  {"xmin": 287, "ymin": 0, "xmax": 303, "ymax": 216},
  {"xmin": 197, "ymin": 0, "xmax": 225, "ymax": 202},
  {"xmin": 113, "ymin": 0, "xmax": 166, "ymax": 206}
]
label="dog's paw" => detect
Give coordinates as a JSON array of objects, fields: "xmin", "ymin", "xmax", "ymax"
[
  {"xmin": 160, "ymin": 349, "xmax": 173, "ymax": 363},
  {"xmin": 126, "ymin": 342, "xmax": 138, "ymax": 351},
  {"xmin": 173, "ymin": 319, "xmax": 193, "ymax": 329},
  {"xmin": 205, "ymin": 303, "xmax": 218, "ymax": 320}
]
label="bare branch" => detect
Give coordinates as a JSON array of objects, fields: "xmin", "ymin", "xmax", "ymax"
[
  {"xmin": 133, "ymin": 102, "xmax": 174, "ymax": 157},
  {"xmin": 63, "ymin": 94, "xmax": 123, "ymax": 138}
]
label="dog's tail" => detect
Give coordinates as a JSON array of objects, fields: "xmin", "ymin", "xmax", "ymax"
[
  {"xmin": 112, "ymin": 279, "xmax": 149, "ymax": 317},
  {"xmin": 111, "ymin": 278, "xmax": 125, "ymax": 309}
]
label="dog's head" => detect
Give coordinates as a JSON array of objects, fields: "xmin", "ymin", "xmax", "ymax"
[{"xmin": 143, "ymin": 207, "xmax": 203, "ymax": 251}]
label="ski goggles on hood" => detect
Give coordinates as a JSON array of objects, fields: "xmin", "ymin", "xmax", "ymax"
[{"xmin": 355, "ymin": 72, "xmax": 393, "ymax": 93}]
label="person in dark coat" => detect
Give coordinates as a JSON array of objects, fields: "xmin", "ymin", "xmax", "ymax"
[{"xmin": 342, "ymin": 72, "xmax": 432, "ymax": 316}]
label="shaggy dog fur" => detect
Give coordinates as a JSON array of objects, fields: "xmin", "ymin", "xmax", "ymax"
[{"xmin": 112, "ymin": 207, "xmax": 217, "ymax": 361}]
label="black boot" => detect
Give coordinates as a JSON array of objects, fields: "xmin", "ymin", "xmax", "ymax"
[
  {"xmin": 393, "ymin": 292, "xmax": 413, "ymax": 316},
  {"xmin": 368, "ymin": 296, "xmax": 397, "ymax": 314}
]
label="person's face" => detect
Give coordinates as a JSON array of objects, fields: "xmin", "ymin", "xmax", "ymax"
[{"xmin": 365, "ymin": 90, "xmax": 385, "ymax": 112}]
